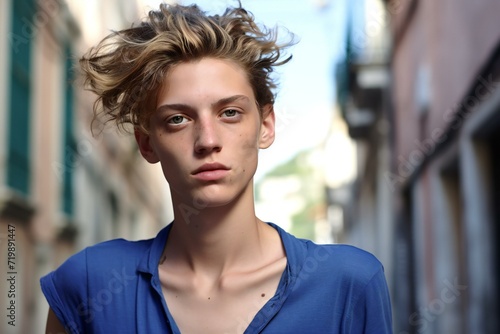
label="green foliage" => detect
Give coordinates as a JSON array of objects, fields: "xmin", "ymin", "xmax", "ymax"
[{"xmin": 257, "ymin": 149, "xmax": 325, "ymax": 240}]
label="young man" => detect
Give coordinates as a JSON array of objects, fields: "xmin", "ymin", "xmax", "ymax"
[{"xmin": 41, "ymin": 3, "xmax": 392, "ymax": 333}]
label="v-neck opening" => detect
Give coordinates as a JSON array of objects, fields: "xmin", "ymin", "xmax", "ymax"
[{"xmin": 150, "ymin": 222, "xmax": 296, "ymax": 334}]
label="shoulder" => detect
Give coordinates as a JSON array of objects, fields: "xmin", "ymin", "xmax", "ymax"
[
  {"xmin": 85, "ymin": 237, "xmax": 153, "ymax": 267},
  {"xmin": 280, "ymin": 224, "xmax": 382, "ymax": 272},
  {"xmin": 67, "ymin": 237, "xmax": 152, "ymax": 272},
  {"xmin": 41, "ymin": 237, "xmax": 154, "ymax": 294},
  {"xmin": 284, "ymin": 232, "xmax": 384, "ymax": 281},
  {"xmin": 271, "ymin": 223, "xmax": 384, "ymax": 285},
  {"xmin": 275, "ymin": 228, "xmax": 392, "ymax": 331},
  {"xmin": 40, "ymin": 236, "xmax": 158, "ymax": 332},
  {"xmin": 316, "ymin": 243, "xmax": 383, "ymax": 280}
]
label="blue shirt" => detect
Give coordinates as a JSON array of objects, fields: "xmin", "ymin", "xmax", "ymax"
[{"xmin": 40, "ymin": 223, "xmax": 392, "ymax": 333}]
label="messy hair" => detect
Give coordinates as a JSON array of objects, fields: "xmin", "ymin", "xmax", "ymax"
[{"xmin": 80, "ymin": 2, "xmax": 294, "ymax": 133}]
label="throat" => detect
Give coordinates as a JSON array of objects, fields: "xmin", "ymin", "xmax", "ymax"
[{"xmin": 165, "ymin": 216, "xmax": 267, "ymax": 276}]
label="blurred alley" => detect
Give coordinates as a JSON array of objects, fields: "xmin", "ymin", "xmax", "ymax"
[{"xmin": 0, "ymin": 0, "xmax": 499, "ymax": 333}]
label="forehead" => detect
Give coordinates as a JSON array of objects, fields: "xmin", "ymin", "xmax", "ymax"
[{"xmin": 157, "ymin": 58, "xmax": 255, "ymax": 105}]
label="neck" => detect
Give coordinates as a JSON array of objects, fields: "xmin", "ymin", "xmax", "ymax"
[{"xmin": 165, "ymin": 185, "xmax": 270, "ymax": 278}]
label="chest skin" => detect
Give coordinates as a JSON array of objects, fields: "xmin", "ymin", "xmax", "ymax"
[{"xmin": 158, "ymin": 256, "xmax": 287, "ymax": 334}]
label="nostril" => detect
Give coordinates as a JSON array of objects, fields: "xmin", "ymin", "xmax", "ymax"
[{"xmin": 194, "ymin": 144, "xmax": 222, "ymax": 155}]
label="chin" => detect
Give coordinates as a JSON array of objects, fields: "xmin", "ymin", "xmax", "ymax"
[
  {"xmin": 190, "ymin": 193, "xmax": 238, "ymax": 209},
  {"xmin": 189, "ymin": 185, "xmax": 251, "ymax": 209}
]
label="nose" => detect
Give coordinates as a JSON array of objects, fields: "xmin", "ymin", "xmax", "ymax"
[{"xmin": 194, "ymin": 117, "xmax": 222, "ymax": 155}]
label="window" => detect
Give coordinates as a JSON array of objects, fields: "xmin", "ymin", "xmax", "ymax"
[
  {"xmin": 7, "ymin": 0, "xmax": 35, "ymax": 195},
  {"xmin": 62, "ymin": 44, "xmax": 76, "ymax": 216}
]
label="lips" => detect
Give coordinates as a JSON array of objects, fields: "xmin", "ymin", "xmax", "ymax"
[
  {"xmin": 191, "ymin": 162, "xmax": 230, "ymax": 181},
  {"xmin": 192, "ymin": 162, "xmax": 230, "ymax": 175}
]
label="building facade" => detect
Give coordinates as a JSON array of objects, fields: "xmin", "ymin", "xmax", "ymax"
[
  {"xmin": 336, "ymin": 0, "xmax": 500, "ymax": 333},
  {"xmin": 389, "ymin": 1, "xmax": 500, "ymax": 333},
  {"xmin": 0, "ymin": 1, "xmax": 172, "ymax": 333}
]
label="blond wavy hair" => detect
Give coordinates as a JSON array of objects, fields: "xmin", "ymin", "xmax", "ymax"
[{"xmin": 80, "ymin": 2, "xmax": 293, "ymax": 133}]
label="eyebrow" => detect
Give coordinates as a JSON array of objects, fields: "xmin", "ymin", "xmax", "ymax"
[
  {"xmin": 156, "ymin": 95, "xmax": 251, "ymax": 114},
  {"xmin": 212, "ymin": 95, "xmax": 250, "ymax": 108}
]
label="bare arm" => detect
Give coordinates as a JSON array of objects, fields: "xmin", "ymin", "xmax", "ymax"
[{"xmin": 45, "ymin": 308, "xmax": 67, "ymax": 334}]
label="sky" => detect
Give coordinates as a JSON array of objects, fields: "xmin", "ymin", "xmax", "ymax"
[{"xmin": 140, "ymin": 0, "xmax": 351, "ymax": 179}]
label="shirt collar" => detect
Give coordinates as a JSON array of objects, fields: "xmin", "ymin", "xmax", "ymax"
[
  {"xmin": 136, "ymin": 222, "xmax": 307, "ymax": 279},
  {"xmin": 267, "ymin": 222, "xmax": 307, "ymax": 279},
  {"xmin": 137, "ymin": 223, "xmax": 173, "ymax": 275}
]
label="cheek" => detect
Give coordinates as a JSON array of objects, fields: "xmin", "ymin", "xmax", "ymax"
[
  {"xmin": 157, "ymin": 152, "xmax": 177, "ymax": 181},
  {"xmin": 235, "ymin": 130, "xmax": 260, "ymax": 174},
  {"xmin": 239, "ymin": 122, "xmax": 262, "ymax": 148},
  {"xmin": 151, "ymin": 138, "xmax": 185, "ymax": 174},
  {"xmin": 238, "ymin": 130, "xmax": 260, "ymax": 153}
]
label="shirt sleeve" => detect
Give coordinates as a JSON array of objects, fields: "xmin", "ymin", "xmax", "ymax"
[
  {"xmin": 40, "ymin": 248, "xmax": 88, "ymax": 334},
  {"xmin": 350, "ymin": 267, "xmax": 393, "ymax": 333}
]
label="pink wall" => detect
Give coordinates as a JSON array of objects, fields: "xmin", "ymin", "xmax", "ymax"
[{"xmin": 391, "ymin": 0, "xmax": 500, "ymax": 160}]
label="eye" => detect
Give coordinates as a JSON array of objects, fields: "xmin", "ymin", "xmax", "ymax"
[
  {"xmin": 167, "ymin": 115, "xmax": 188, "ymax": 125},
  {"xmin": 221, "ymin": 109, "xmax": 239, "ymax": 118}
]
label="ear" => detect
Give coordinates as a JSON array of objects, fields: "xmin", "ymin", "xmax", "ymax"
[
  {"xmin": 259, "ymin": 104, "xmax": 276, "ymax": 149},
  {"xmin": 134, "ymin": 129, "xmax": 160, "ymax": 163}
]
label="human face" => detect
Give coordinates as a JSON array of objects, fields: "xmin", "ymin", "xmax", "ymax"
[{"xmin": 135, "ymin": 58, "xmax": 275, "ymax": 208}]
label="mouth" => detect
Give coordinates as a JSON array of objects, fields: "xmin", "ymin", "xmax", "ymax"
[
  {"xmin": 191, "ymin": 162, "xmax": 230, "ymax": 181},
  {"xmin": 192, "ymin": 162, "xmax": 230, "ymax": 175}
]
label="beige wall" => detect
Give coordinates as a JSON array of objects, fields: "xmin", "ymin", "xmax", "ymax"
[
  {"xmin": 31, "ymin": 1, "xmax": 64, "ymax": 243},
  {"xmin": 0, "ymin": 1, "xmax": 173, "ymax": 332}
]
